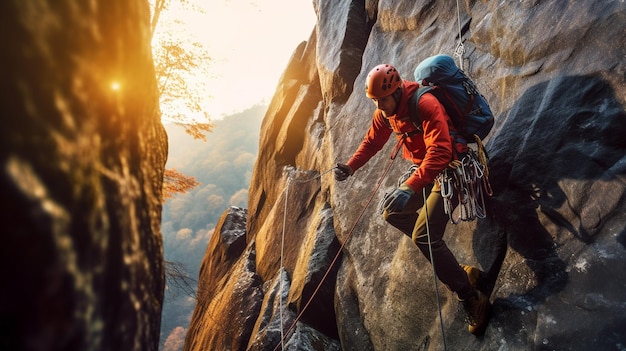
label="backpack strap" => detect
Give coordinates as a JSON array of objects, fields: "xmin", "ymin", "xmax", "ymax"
[
  {"xmin": 409, "ymin": 85, "xmax": 468, "ymax": 161},
  {"xmin": 407, "ymin": 85, "xmax": 435, "ymax": 131}
]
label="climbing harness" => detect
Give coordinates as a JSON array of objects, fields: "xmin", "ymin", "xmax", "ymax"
[{"xmin": 437, "ymin": 135, "xmax": 492, "ymax": 224}]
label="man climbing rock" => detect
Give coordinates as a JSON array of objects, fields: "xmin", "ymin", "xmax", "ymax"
[{"xmin": 334, "ymin": 64, "xmax": 490, "ymax": 336}]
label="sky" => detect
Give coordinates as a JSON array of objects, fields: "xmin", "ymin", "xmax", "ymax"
[{"xmin": 153, "ymin": 0, "xmax": 317, "ymax": 121}]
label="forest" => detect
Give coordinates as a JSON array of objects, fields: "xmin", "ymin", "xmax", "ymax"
[{"xmin": 159, "ymin": 104, "xmax": 265, "ymax": 350}]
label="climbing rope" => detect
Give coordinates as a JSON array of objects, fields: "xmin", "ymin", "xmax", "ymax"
[
  {"xmin": 422, "ymin": 187, "xmax": 448, "ymax": 351},
  {"xmin": 279, "ymin": 179, "xmax": 288, "ymax": 350},
  {"xmin": 276, "ymin": 132, "xmax": 490, "ymax": 349},
  {"xmin": 279, "ymin": 167, "xmax": 335, "ymax": 350},
  {"xmin": 274, "ymin": 140, "xmax": 405, "ymax": 351},
  {"xmin": 272, "ymin": 4, "xmax": 488, "ymax": 346}
]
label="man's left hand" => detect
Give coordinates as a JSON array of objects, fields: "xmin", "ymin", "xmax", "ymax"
[{"xmin": 382, "ymin": 184, "xmax": 415, "ymax": 213}]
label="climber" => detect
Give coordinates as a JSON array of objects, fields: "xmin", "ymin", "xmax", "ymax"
[{"xmin": 334, "ymin": 64, "xmax": 490, "ymax": 336}]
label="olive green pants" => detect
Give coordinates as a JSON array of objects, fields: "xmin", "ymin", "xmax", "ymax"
[{"xmin": 382, "ymin": 185, "xmax": 474, "ymax": 299}]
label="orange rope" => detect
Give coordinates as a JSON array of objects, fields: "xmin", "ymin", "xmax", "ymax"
[{"xmin": 273, "ymin": 142, "xmax": 403, "ymax": 350}]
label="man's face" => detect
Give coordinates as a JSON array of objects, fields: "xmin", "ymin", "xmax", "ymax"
[{"xmin": 372, "ymin": 94, "xmax": 397, "ymax": 117}]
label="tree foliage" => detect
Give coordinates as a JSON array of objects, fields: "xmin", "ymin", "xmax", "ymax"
[
  {"xmin": 150, "ymin": 0, "xmax": 212, "ymax": 200},
  {"xmin": 154, "ymin": 40, "xmax": 212, "ymax": 141},
  {"xmin": 151, "ymin": 0, "xmax": 213, "ymax": 140},
  {"xmin": 159, "ymin": 106, "xmax": 265, "ymax": 350},
  {"xmin": 162, "ymin": 168, "xmax": 201, "ymax": 199}
]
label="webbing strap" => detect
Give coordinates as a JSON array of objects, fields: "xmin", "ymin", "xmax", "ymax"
[
  {"xmin": 407, "ymin": 86, "xmax": 433, "ymax": 130},
  {"xmin": 409, "ymin": 85, "xmax": 476, "ymax": 139}
]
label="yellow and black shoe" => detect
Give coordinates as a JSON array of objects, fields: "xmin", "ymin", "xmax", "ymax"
[
  {"xmin": 461, "ymin": 290, "xmax": 491, "ymax": 336},
  {"xmin": 459, "ymin": 265, "xmax": 491, "ymax": 335},
  {"xmin": 460, "ymin": 264, "xmax": 482, "ymax": 289}
]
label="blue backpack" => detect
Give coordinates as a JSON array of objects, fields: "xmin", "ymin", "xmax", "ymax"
[{"xmin": 410, "ymin": 54, "xmax": 494, "ymax": 142}]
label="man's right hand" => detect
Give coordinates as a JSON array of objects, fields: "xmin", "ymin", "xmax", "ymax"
[{"xmin": 334, "ymin": 163, "xmax": 353, "ymax": 181}]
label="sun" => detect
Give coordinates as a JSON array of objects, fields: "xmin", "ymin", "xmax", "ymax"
[{"xmin": 110, "ymin": 81, "xmax": 121, "ymax": 91}]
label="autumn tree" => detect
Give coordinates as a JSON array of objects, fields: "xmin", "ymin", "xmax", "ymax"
[
  {"xmin": 151, "ymin": 0, "xmax": 212, "ymax": 140},
  {"xmin": 162, "ymin": 168, "xmax": 201, "ymax": 199},
  {"xmin": 154, "ymin": 39, "xmax": 212, "ymax": 141},
  {"xmin": 151, "ymin": 0, "xmax": 212, "ymax": 200},
  {"xmin": 150, "ymin": 0, "xmax": 209, "ymax": 303}
]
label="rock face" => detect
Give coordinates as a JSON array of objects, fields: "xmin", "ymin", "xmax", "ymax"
[
  {"xmin": 0, "ymin": 1, "xmax": 167, "ymax": 351},
  {"xmin": 185, "ymin": 1, "xmax": 626, "ymax": 350}
]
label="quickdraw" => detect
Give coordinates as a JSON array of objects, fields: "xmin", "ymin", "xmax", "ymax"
[{"xmin": 436, "ymin": 147, "xmax": 493, "ymax": 224}]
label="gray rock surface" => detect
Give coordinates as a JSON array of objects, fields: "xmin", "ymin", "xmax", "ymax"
[{"xmin": 185, "ymin": 1, "xmax": 626, "ymax": 350}]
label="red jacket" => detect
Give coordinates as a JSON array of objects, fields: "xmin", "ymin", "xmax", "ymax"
[{"xmin": 346, "ymin": 80, "xmax": 455, "ymax": 192}]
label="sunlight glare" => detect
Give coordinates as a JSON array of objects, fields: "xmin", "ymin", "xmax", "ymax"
[{"xmin": 152, "ymin": 0, "xmax": 316, "ymax": 121}]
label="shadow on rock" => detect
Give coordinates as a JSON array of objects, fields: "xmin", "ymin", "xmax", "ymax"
[{"xmin": 479, "ymin": 75, "xmax": 626, "ymax": 309}]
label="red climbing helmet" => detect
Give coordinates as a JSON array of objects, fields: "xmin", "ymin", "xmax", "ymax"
[{"xmin": 365, "ymin": 64, "xmax": 402, "ymax": 98}]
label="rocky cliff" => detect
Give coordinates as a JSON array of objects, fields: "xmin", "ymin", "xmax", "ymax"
[
  {"xmin": 0, "ymin": 1, "xmax": 167, "ymax": 351},
  {"xmin": 185, "ymin": 1, "xmax": 626, "ymax": 350}
]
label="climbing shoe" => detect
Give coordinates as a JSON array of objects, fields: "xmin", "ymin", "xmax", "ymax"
[
  {"xmin": 461, "ymin": 290, "xmax": 490, "ymax": 336},
  {"xmin": 460, "ymin": 264, "xmax": 482, "ymax": 289}
]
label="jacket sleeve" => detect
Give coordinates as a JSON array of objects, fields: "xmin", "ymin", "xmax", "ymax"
[
  {"xmin": 346, "ymin": 112, "xmax": 393, "ymax": 172},
  {"xmin": 404, "ymin": 93, "xmax": 453, "ymax": 192}
]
